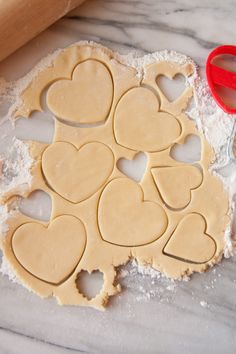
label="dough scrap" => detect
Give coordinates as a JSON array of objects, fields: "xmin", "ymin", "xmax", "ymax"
[{"xmin": 0, "ymin": 43, "xmax": 229, "ymax": 310}]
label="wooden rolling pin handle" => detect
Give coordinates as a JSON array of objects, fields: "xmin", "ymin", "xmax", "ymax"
[{"xmin": 0, "ymin": 0, "xmax": 85, "ymax": 62}]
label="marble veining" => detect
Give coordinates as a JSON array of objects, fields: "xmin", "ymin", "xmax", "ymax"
[{"xmin": 0, "ymin": 0, "xmax": 236, "ymax": 353}]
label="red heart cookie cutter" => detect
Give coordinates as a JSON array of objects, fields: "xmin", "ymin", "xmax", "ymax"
[{"xmin": 206, "ymin": 45, "xmax": 236, "ymax": 115}]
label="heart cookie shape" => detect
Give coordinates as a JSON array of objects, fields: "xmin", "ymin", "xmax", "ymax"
[
  {"xmin": 47, "ymin": 60, "xmax": 113, "ymax": 124},
  {"xmin": 12, "ymin": 215, "xmax": 87, "ymax": 284},
  {"xmin": 42, "ymin": 142, "xmax": 114, "ymax": 203},
  {"xmin": 164, "ymin": 214, "xmax": 216, "ymax": 264},
  {"xmin": 114, "ymin": 87, "xmax": 181, "ymax": 152},
  {"xmin": 98, "ymin": 178, "xmax": 168, "ymax": 246},
  {"xmin": 151, "ymin": 165, "xmax": 202, "ymax": 209}
]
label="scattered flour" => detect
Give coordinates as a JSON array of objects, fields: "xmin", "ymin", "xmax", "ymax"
[
  {"xmin": 0, "ymin": 204, "xmax": 10, "ymax": 237},
  {"xmin": 115, "ymin": 48, "xmax": 196, "ymax": 79},
  {"xmin": 118, "ymin": 259, "xmax": 162, "ymax": 280},
  {"xmin": 200, "ymin": 300, "xmax": 208, "ymax": 308},
  {"xmin": 0, "ymin": 255, "xmax": 21, "ymax": 284},
  {"xmin": 118, "ymin": 259, "xmax": 177, "ymax": 303},
  {"xmin": 0, "ymin": 138, "xmax": 33, "ymax": 280},
  {"xmin": 0, "ymin": 138, "xmax": 33, "ymax": 199}
]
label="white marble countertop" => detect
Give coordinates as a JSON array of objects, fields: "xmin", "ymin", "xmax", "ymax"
[{"xmin": 0, "ymin": 1, "xmax": 236, "ymax": 353}]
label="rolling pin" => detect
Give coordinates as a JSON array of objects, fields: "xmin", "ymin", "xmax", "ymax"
[{"xmin": 0, "ymin": 0, "xmax": 86, "ymax": 62}]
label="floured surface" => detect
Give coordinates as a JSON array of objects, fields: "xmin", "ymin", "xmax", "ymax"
[{"xmin": 0, "ymin": 42, "xmax": 234, "ymax": 310}]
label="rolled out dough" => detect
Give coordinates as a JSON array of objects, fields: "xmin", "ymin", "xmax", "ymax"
[{"xmin": 0, "ymin": 43, "xmax": 229, "ymax": 310}]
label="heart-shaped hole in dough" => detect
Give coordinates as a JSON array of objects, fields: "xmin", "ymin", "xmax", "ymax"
[
  {"xmin": 15, "ymin": 111, "xmax": 54, "ymax": 144},
  {"xmin": 75, "ymin": 270, "xmax": 104, "ymax": 300},
  {"xmin": 117, "ymin": 152, "xmax": 147, "ymax": 182},
  {"xmin": 19, "ymin": 190, "xmax": 52, "ymax": 222},
  {"xmin": 170, "ymin": 135, "xmax": 201, "ymax": 163},
  {"xmin": 156, "ymin": 74, "xmax": 186, "ymax": 102}
]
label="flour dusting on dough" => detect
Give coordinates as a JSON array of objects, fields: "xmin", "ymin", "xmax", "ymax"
[
  {"xmin": 0, "ymin": 255, "xmax": 21, "ymax": 284},
  {"xmin": 0, "ymin": 138, "xmax": 33, "ymax": 276},
  {"xmin": 0, "ymin": 138, "xmax": 33, "ymax": 198},
  {"xmin": 0, "ymin": 41, "xmax": 235, "ymax": 299},
  {"xmin": 0, "ymin": 204, "xmax": 10, "ymax": 237}
]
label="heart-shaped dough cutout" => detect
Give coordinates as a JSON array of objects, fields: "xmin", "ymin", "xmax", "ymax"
[
  {"xmin": 42, "ymin": 142, "xmax": 114, "ymax": 203},
  {"xmin": 47, "ymin": 59, "xmax": 113, "ymax": 124},
  {"xmin": 117, "ymin": 152, "xmax": 147, "ymax": 182},
  {"xmin": 164, "ymin": 213, "xmax": 216, "ymax": 263},
  {"xmin": 98, "ymin": 178, "xmax": 168, "ymax": 246},
  {"xmin": 151, "ymin": 165, "xmax": 202, "ymax": 209},
  {"xmin": 156, "ymin": 74, "xmax": 186, "ymax": 102},
  {"xmin": 12, "ymin": 215, "xmax": 87, "ymax": 284},
  {"xmin": 114, "ymin": 87, "xmax": 181, "ymax": 152}
]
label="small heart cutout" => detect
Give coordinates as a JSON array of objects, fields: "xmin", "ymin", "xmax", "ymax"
[
  {"xmin": 47, "ymin": 60, "xmax": 113, "ymax": 124},
  {"xmin": 114, "ymin": 87, "xmax": 181, "ymax": 152},
  {"xmin": 117, "ymin": 152, "xmax": 147, "ymax": 182},
  {"xmin": 170, "ymin": 135, "xmax": 201, "ymax": 163},
  {"xmin": 76, "ymin": 270, "xmax": 104, "ymax": 300},
  {"xmin": 98, "ymin": 178, "xmax": 168, "ymax": 247},
  {"xmin": 42, "ymin": 141, "xmax": 114, "ymax": 203},
  {"xmin": 156, "ymin": 73, "xmax": 186, "ymax": 102},
  {"xmin": 12, "ymin": 215, "xmax": 87, "ymax": 284},
  {"xmin": 164, "ymin": 214, "xmax": 216, "ymax": 264},
  {"xmin": 151, "ymin": 165, "xmax": 202, "ymax": 209}
]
